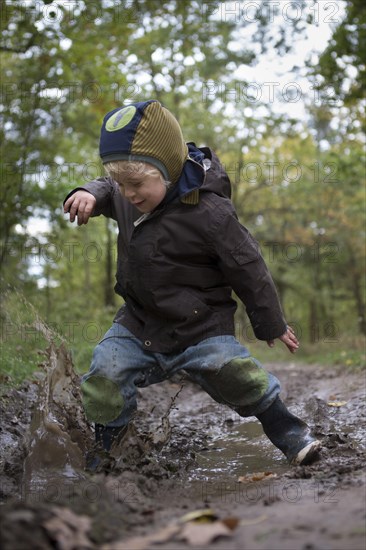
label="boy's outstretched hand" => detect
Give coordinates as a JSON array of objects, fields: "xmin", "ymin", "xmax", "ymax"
[
  {"xmin": 64, "ymin": 190, "xmax": 96, "ymax": 225},
  {"xmin": 267, "ymin": 326, "xmax": 299, "ymax": 354}
]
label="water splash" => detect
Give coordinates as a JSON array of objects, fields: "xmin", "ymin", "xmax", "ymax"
[{"xmin": 22, "ymin": 343, "xmax": 90, "ymax": 501}]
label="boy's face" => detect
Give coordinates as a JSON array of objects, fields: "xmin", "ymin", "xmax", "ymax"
[{"xmin": 114, "ymin": 171, "xmax": 167, "ymax": 213}]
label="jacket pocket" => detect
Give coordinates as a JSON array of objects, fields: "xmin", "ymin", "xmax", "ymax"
[
  {"xmin": 176, "ymin": 290, "xmax": 212, "ymax": 321},
  {"xmin": 231, "ymin": 239, "xmax": 261, "ymax": 266}
]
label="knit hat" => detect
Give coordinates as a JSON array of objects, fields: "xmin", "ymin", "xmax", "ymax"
[{"xmin": 99, "ymin": 100, "xmax": 189, "ymax": 185}]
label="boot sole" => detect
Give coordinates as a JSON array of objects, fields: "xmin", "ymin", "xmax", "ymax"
[{"xmin": 291, "ymin": 440, "xmax": 321, "ymax": 466}]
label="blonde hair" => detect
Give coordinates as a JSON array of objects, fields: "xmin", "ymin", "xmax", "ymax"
[{"xmin": 104, "ymin": 160, "xmax": 171, "ymax": 188}]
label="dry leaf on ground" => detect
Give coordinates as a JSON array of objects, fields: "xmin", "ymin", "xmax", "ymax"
[
  {"xmin": 43, "ymin": 506, "xmax": 93, "ymax": 550},
  {"xmin": 101, "ymin": 510, "xmax": 238, "ymax": 549},
  {"xmin": 238, "ymin": 471, "xmax": 277, "ymax": 483},
  {"xmin": 179, "ymin": 508, "xmax": 218, "ymax": 523}
]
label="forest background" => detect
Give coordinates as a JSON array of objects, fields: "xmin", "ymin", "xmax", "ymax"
[{"xmin": 0, "ymin": 0, "xmax": 365, "ymax": 387}]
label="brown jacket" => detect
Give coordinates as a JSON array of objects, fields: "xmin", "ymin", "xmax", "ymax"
[{"xmin": 66, "ymin": 148, "xmax": 286, "ymax": 352}]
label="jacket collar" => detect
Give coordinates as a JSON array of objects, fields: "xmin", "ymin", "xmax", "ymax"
[{"xmin": 160, "ymin": 143, "xmax": 206, "ymax": 207}]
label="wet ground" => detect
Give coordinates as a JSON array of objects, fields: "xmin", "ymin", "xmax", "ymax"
[{"xmin": 0, "ymin": 343, "xmax": 365, "ymax": 549}]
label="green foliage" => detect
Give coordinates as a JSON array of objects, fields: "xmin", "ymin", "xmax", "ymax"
[
  {"xmin": 230, "ymin": 129, "xmax": 366, "ymax": 340},
  {"xmin": 313, "ymin": 0, "xmax": 366, "ymax": 104},
  {"xmin": 0, "ymin": 286, "xmax": 114, "ymax": 391},
  {"xmin": 0, "ymin": 289, "xmax": 53, "ymax": 388},
  {"xmin": 248, "ymin": 336, "xmax": 366, "ymax": 372}
]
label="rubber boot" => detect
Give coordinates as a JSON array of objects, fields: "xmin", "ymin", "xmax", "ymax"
[
  {"xmin": 256, "ymin": 397, "xmax": 321, "ymax": 465},
  {"xmin": 85, "ymin": 424, "xmax": 127, "ymax": 472}
]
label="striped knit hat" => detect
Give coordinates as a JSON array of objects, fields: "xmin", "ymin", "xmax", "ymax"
[{"xmin": 99, "ymin": 100, "xmax": 189, "ymax": 185}]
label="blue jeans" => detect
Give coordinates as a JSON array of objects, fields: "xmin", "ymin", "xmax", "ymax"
[{"xmin": 81, "ymin": 323, "xmax": 281, "ymax": 428}]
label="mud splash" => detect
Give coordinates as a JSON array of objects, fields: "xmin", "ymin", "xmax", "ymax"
[{"xmin": 22, "ymin": 343, "xmax": 90, "ymax": 500}]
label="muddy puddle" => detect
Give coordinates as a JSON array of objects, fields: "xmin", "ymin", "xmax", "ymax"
[
  {"xmin": 0, "ymin": 343, "xmax": 365, "ymax": 550},
  {"xmin": 190, "ymin": 421, "xmax": 289, "ymax": 481}
]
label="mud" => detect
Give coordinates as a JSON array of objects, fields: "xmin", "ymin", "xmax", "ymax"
[{"xmin": 0, "ymin": 344, "xmax": 365, "ymax": 549}]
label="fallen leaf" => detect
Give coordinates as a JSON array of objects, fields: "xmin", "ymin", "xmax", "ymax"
[
  {"xmin": 179, "ymin": 508, "xmax": 218, "ymax": 523},
  {"xmin": 222, "ymin": 517, "xmax": 240, "ymax": 530},
  {"xmin": 178, "ymin": 520, "xmax": 233, "ymax": 546},
  {"xmin": 238, "ymin": 471, "xmax": 277, "ymax": 483},
  {"xmin": 101, "ymin": 512, "xmax": 239, "ymax": 549},
  {"xmin": 43, "ymin": 506, "xmax": 92, "ymax": 550},
  {"xmin": 327, "ymin": 401, "xmax": 348, "ymax": 407}
]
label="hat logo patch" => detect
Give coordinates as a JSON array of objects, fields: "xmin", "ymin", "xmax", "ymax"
[{"xmin": 105, "ymin": 106, "xmax": 136, "ymax": 132}]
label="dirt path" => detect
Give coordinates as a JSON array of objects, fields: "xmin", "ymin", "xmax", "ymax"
[{"xmin": 0, "ymin": 346, "xmax": 365, "ymax": 549}]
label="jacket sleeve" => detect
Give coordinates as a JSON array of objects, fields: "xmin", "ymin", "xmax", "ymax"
[
  {"xmin": 63, "ymin": 177, "xmax": 119, "ymax": 220},
  {"xmin": 212, "ymin": 210, "xmax": 287, "ymax": 341}
]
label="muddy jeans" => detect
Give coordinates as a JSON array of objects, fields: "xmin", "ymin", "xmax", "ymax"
[{"xmin": 81, "ymin": 323, "xmax": 281, "ymax": 428}]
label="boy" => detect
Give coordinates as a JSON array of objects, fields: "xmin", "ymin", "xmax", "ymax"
[{"xmin": 64, "ymin": 99, "xmax": 320, "ymax": 469}]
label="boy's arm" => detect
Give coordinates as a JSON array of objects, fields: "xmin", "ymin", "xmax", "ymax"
[
  {"xmin": 64, "ymin": 190, "xmax": 96, "ymax": 225},
  {"xmin": 267, "ymin": 326, "xmax": 299, "ymax": 353},
  {"xmin": 63, "ymin": 177, "xmax": 119, "ymax": 224},
  {"xmin": 213, "ymin": 211, "xmax": 297, "ymax": 349}
]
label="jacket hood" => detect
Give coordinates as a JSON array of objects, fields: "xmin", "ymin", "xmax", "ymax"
[
  {"xmin": 198, "ymin": 146, "xmax": 232, "ymax": 199},
  {"xmin": 160, "ymin": 143, "xmax": 232, "ymax": 208}
]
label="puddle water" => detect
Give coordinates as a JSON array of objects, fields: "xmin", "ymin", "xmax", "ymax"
[
  {"xmin": 182, "ymin": 421, "xmax": 289, "ymax": 505},
  {"xmin": 189, "ymin": 421, "xmax": 288, "ymax": 482},
  {"xmin": 168, "ymin": 390, "xmax": 290, "ymax": 496}
]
